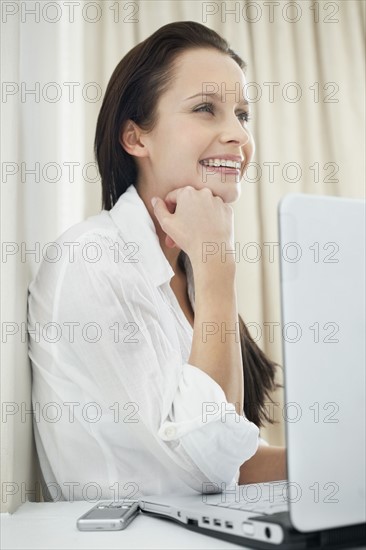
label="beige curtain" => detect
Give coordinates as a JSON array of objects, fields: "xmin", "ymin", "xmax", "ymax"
[{"xmin": 1, "ymin": 0, "xmax": 364, "ymax": 512}]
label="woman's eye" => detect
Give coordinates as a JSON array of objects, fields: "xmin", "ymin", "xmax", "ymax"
[
  {"xmin": 194, "ymin": 103, "xmax": 214, "ymax": 114},
  {"xmin": 238, "ymin": 112, "xmax": 252, "ymax": 123},
  {"xmin": 194, "ymin": 104, "xmax": 252, "ymax": 124}
]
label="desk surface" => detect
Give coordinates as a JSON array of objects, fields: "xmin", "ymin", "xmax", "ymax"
[
  {"xmin": 2, "ymin": 501, "xmax": 365, "ymax": 550},
  {"xmin": 0, "ymin": 501, "xmax": 248, "ymax": 550}
]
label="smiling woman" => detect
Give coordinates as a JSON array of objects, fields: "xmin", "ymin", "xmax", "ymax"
[
  {"xmin": 28, "ymin": 21, "xmax": 286, "ymax": 502},
  {"xmin": 122, "ymin": 47, "xmax": 254, "ymax": 207}
]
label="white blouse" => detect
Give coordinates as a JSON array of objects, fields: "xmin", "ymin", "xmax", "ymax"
[{"xmin": 27, "ymin": 183, "xmax": 260, "ymax": 502}]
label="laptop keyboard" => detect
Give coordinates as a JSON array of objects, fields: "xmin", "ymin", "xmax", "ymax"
[{"xmin": 205, "ymin": 482, "xmax": 289, "ymax": 516}]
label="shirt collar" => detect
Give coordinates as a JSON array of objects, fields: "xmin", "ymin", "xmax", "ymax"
[{"xmin": 108, "ymin": 184, "xmax": 175, "ymax": 288}]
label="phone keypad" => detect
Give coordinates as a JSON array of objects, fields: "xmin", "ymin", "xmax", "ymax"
[{"xmin": 96, "ymin": 501, "xmax": 136, "ymax": 509}]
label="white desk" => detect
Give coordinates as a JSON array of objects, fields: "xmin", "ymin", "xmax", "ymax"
[
  {"xmin": 2, "ymin": 502, "xmax": 365, "ymax": 550},
  {"xmin": 1, "ymin": 501, "xmax": 248, "ymax": 550}
]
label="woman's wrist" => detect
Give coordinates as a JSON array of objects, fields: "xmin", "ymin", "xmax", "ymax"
[{"xmin": 189, "ymin": 247, "xmax": 237, "ymax": 278}]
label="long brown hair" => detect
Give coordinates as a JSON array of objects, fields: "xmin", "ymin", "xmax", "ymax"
[{"xmin": 94, "ymin": 21, "xmax": 280, "ymax": 428}]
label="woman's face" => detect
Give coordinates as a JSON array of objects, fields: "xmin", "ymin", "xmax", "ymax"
[{"xmin": 134, "ymin": 47, "xmax": 255, "ymax": 204}]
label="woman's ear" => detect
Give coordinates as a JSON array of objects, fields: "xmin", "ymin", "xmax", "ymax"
[{"xmin": 119, "ymin": 120, "xmax": 148, "ymax": 158}]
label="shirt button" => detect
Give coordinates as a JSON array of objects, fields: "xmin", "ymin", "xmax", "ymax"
[{"xmin": 164, "ymin": 426, "xmax": 176, "ymax": 439}]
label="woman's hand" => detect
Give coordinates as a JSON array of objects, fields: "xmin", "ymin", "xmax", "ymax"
[{"xmin": 151, "ymin": 186, "xmax": 235, "ymax": 265}]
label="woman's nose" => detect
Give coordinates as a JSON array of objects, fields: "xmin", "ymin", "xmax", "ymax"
[
  {"xmin": 220, "ymin": 116, "xmax": 252, "ymax": 148},
  {"xmin": 220, "ymin": 117, "xmax": 255, "ymax": 170}
]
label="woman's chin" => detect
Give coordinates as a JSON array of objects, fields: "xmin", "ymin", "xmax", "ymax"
[{"xmin": 209, "ymin": 182, "xmax": 241, "ymax": 204}]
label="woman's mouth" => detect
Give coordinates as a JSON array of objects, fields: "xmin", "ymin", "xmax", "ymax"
[{"xmin": 199, "ymin": 160, "xmax": 241, "ymax": 177}]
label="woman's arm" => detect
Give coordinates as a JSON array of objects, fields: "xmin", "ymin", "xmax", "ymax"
[
  {"xmin": 189, "ymin": 257, "xmax": 244, "ymax": 415},
  {"xmin": 153, "ymin": 188, "xmax": 245, "ymax": 416},
  {"xmin": 238, "ymin": 445, "xmax": 287, "ymax": 484}
]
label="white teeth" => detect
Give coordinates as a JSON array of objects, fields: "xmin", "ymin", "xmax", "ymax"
[{"xmin": 200, "ymin": 158, "xmax": 241, "ymax": 169}]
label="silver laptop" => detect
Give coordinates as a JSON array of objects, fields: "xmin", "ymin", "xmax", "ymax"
[{"xmin": 138, "ymin": 194, "xmax": 366, "ymax": 548}]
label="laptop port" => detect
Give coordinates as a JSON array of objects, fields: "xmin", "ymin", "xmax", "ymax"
[
  {"xmin": 225, "ymin": 521, "xmax": 234, "ymax": 529},
  {"xmin": 213, "ymin": 519, "xmax": 221, "ymax": 526},
  {"xmin": 242, "ymin": 521, "xmax": 255, "ymax": 536},
  {"xmin": 202, "ymin": 517, "xmax": 210, "ymax": 524}
]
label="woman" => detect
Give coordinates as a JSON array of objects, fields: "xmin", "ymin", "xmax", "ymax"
[{"xmin": 28, "ymin": 21, "xmax": 286, "ymax": 502}]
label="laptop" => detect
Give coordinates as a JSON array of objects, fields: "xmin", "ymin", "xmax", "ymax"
[{"xmin": 138, "ymin": 194, "xmax": 366, "ymax": 549}]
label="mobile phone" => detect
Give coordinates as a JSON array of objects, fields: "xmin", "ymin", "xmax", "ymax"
[{"xmin": 76, "ymin": 500, "xmax": 140, "ymax": 531}]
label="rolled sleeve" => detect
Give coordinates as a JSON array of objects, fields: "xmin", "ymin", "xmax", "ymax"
[{"xmin": 158, "ymin": 363, "xmax": 259, "ymax": 485}]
